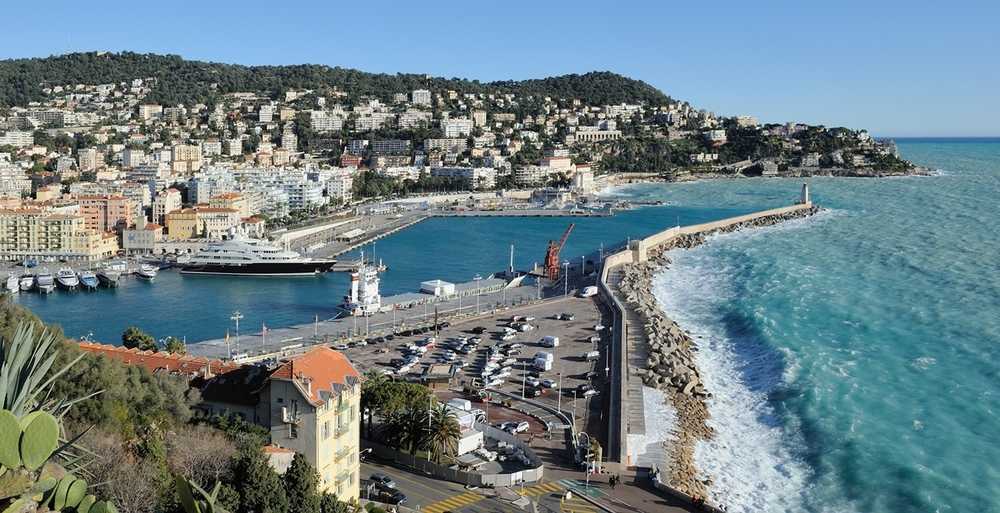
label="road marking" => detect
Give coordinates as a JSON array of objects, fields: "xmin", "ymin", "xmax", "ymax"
[
  {"xmin": 557, "ymin": 479, "xmax": 605, "ymax": 498},
  {"xmin": 422, "ymin": 491, "xmax": 484, "ymax": 513},
  {"xmin": 519, "ymin": 481, "xmax": 564, "ymax": 497},
  {"xmin": 560, "ymin": 494, "xmax": 598, "ymax": 513}
]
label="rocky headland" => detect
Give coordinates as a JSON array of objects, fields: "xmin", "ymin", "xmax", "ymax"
[{"xmin": 616, "ymin": 205, "xmax": 821, "ymax": 499}]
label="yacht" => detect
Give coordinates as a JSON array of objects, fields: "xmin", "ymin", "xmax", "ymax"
[
  {"xmin": 180, "ymin": 237, "xmax": 336, "ymax": 276},
  {"xmin": 96, "ymin": 269, "xmax": 121, "ymax": 288},
  {"xmin": 5, "ymin": 274, "xmax": 19, "ymax": 294},
  {"xmin": 56, "ymin": 268, "xmax": 80, "ymax": 290},
  {"xmin": 35, "ymin": 270, "xmax": 55, "ymax": 294},
  {"xmin": 135, "ymin": 264, "xmax": 158, "ymax": 281},
  {"xmin": 19, "ymin": 273, "xmax": 35, "ymax": 292},
  {"xmin": 79, "ymin": 270, "xmax": 99, "ymax": 290}
]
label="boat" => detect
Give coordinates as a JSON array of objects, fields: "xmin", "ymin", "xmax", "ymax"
[
  {"xmin": 56, "ymin": 268, "xmax": 80, "ymax": 290},
  {"xmin": 105, "ymin": 260, "xmax": 128, "ymax": 272},
  {"xmin": 5, "ymin": 274, "xmax": 19, "ymax": 294},
  {"xmin": 19, "ymin": 273, "xmax": 35, "ymax": 292},
  {"xmin": 179, "ymin": 236, "xmax": 336, "ymax": 276},
  {"xmin": 96, "ymin": 269, "xmax": 121, "ymax": 288},
  {"xmin": 35, "ymin": 270, "xmax": 55, "ymax": 294},
  {"xmin": 78, "ymin": 270, "xmax": 99, "ymax": 290},
  {"xmin": 135, "ymin": 264, "xmax": 158, "ymax": 281}
]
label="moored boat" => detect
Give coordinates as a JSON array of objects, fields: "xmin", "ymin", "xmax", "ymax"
[
  {"xmin": 136, "ymin": 264, "xmax": 158, "ymax": 281},
  {"xmin": 79, "ymin": 270, "xmax": 99, "ymax": 290},
  {"xmin": 35, "ymin": 269, "xmax": 55, "ymax": 294},
  {"xmin": 19, "ymin": 273, "xmax": 35, "ymax": 292},
  {"xmin": 56, "ymin": 268, "xmax": 80, "ymax": 290},
  {"xmin": 179, "ymin": 235, "xmax": 335, "ymax": 277},
  {"xmin": 96, "ymin": 269, "xmax": 121, "ymax": 288},
  {"xmin": 5, "ymin": 274, "xmax": 19, "ymax": 294}
]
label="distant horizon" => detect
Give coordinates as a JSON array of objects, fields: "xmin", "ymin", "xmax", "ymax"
[{"xmin": 0, "ymin": 1, "xmax": 997, "ymax": 137}]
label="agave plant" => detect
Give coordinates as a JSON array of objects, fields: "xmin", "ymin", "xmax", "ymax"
[
  {"xmin": 0, "ymin": 322, "xmax": 114, "ymax": 513},
  {"xmin": 175, "ymin": 476, "xmax": 229, "ymax": 513}
]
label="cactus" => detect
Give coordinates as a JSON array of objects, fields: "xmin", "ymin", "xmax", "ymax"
[
  {"xmin": 18, "ymin": 412, "xmax": 59, "ymax": 472},
  {"xmin": 0, "ymin": 410, "xmax": 21, "ymax": 469}
]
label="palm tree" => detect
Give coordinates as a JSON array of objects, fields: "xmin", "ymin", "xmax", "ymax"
[
  {"xmin": 424, "ymin": 403, "xmax": 461, "ymax": 464},
  {"xmin": 360, "ymin": 370, "xmax": 388, "ymax": 439}
]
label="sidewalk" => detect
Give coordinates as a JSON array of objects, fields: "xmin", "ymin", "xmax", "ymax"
[{"xmin": 543, "ymin": 467, "xmax": 699, "ymax": 513}]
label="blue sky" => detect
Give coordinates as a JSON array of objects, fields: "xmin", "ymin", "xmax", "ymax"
[{"xmin": 2, "ymin": 1, "xmax": 997, "ymax": 136}]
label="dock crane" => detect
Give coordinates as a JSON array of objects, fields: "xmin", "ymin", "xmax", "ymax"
[{"xmin": 544, "ymin": 223, "xmax": 575, "ymax": 281}]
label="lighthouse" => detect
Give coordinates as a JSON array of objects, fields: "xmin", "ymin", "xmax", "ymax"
[{"xmin": 800, "ymin": 183, "xmax": 811, "ymax": 205}]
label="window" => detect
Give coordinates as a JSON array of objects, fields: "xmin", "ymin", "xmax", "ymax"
[
  {"xmin": 322, "ymin": 421, "xmax": 330, "ymax": 440},
  {"xmin": 276, "ymin": 397, "xmax": 283, "ymax": 404}
]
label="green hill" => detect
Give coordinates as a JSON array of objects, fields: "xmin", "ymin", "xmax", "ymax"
[{"xmin": 0, "ymin": 51, "xmax": 671, "ymax": 108}]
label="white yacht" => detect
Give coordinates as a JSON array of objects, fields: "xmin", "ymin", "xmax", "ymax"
[{"xmin": 180, "ymin": 236, "xmax": 335, "ymax": 276}]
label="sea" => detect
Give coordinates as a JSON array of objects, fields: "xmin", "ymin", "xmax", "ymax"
[{"xmin": 14, "ymin": 138, "xmax": 1000, "ymax": 512}]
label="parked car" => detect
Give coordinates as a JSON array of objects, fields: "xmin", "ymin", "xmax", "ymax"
[
  {"xmin": 582, "ymin": 389, "xmax": 600, "ymax": 398},
  {"xmin": 369, "ymin": 473, "xmax": 396, "ymax": 489},
  {"xmin": 525, "ymin": 376, "xmax": 541, "ymax": 387},
  {"xmin": 471, "ymin": 326, "xmax": 488, "ymax": 334},
  {"xmin": 513, "ymin": 421, "xmax": 530, "ymax": 433},
  {"xmin": 541, "ymin": 378, "xmax": 557, "ymax": 389},
  {"xmin": 381, "ymin": 490, "xmax": 407, "ymax": 505}
]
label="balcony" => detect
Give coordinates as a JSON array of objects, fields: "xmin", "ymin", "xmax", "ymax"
[{"xmin": 333, "ymin": 445, "xmax": 352, "ymax": 463}]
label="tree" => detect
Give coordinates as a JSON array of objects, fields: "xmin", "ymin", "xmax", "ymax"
[
  {"xmin": 320, "ymin": 493, "xmax": 349, "ymax": 513},
  {"xmin": 425, "ymin": 403, "xmax": 461, "ymax": 464},
  {"xmin": 163, "ymin": 336, "xmax": 186, "ymax": 354},
  {"xmin": 122, "ymin": 326, "xmax": 157, "ymax": 351},
  {"xmin": 229, "ymin": 446, "xmax": 288, "ymax": 513},
  {"xmin": 284, "ymin": 453, "xmax": 321, "ymax": 513}
]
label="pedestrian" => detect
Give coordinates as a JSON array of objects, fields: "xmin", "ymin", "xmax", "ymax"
[{"xmin": 609, "ymin": 475, "xmax": 617, "ymax": 490}]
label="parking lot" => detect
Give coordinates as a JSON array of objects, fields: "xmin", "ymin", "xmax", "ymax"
[{"xmin": 336, "ymin": 294, "xmax": 613, "ymax": 446}]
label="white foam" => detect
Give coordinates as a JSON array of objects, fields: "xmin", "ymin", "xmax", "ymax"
[
  {"xmin": 632, "ymin": 385, "xmax": 678, "ymax": 468},
  {"xmin": 651, "ymin": 246, "xmax": 812, "ymax": 513}
]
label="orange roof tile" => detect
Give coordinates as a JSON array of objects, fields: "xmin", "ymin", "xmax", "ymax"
[
  {"xmin": 270, "ymin": 347, "xmax": 360, "ymax": 405},
  {"xmin": 76, "ymin": 341, "xmax": 240, "ymax": 377}
]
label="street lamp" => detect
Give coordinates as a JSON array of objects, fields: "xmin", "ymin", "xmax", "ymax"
[
  {"xmin": 473, "ymin": 274, "xmax": 482, "ymax": 314},
  {"xmin": 557, "ymin": 372, "xmax": 563, "ymax": 415},
  {"xmin": 562, "ymin": 261, "xmax": 570, "ymax": 296},
  {"xmin": 230, "ymin": 311, "xmax": 244, "ymax": 359}
]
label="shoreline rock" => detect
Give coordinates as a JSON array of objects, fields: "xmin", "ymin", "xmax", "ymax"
[{"xmin": 617, "ymin": 205, "xmax": 821, "ymax": 500}]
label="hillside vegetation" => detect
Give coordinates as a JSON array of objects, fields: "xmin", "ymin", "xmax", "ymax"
[{"xmin": 0, "ymin": 52, "xmax": 671, "ymax": 108}]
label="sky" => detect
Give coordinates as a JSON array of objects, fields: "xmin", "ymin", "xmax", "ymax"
[{"xmin": 2, "ymin": 0, "xmax": 998, "ymax": 137}]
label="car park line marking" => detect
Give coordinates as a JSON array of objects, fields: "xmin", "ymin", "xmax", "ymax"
[{"xmin": 422, "ymin": 491, "xmax": 484, "ymax": 513}]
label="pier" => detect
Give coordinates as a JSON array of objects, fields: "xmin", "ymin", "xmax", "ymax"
[
  {"xmin": 429, "ymin": 209, "xmax": 612, "ymax": 218},
  {"xmin": 595, "ymin": 188, "xmax": 816, "ymax": 508}
]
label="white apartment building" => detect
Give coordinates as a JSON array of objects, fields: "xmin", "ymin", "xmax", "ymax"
[
  {"xmin": 430, "ymin": 167, "xmax": 496, "ymax": 190},
  {"xmin": 77, "ymin": 148, "xmax": 99, "ymax": 172},
  {"xmin": 0, "ymin": 131, "xmax": 34, "ymax": 148},
  {"xmin": 310, "ymin": 111, "xmax": 345, "ymax": 132},
  {"xmin": 411, "ymin": 89, "xmax": 432, "ymax": 106},
  {"xmin": 152, "ymin": 188, "xmax": 182, "ymax": 225},
  {"xmin": 442, "ymin": 118, "xmax": 473, "ymax": 138}
]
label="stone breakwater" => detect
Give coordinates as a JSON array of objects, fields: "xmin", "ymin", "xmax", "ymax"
[{"xmin": 618, "ymin": 205, "xmax": 821, "ymax": 499}]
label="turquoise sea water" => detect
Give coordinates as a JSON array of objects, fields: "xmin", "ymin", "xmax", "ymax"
[{"xmin": 13, "ymin": 139, "xmax": 999, "ymax": 512}]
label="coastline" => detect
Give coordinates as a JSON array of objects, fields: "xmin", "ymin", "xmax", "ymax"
[{"xmin": 613, "ymin": 205, "xmax": 820, "ymax": 502}]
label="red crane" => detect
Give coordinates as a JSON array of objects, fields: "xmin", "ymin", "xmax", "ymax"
[{"xmin": 544, "ymin": 223, "xmax": 575, "ymax": 281}]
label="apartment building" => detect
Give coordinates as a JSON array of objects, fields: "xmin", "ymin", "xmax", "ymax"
[
  {"xmin": 77, "ymin": 148, "xmax": 99, "ymax": 172},
  {"xmin": 152, "ymin": 188, "xmax": 182, "ymax": 225},
  {"xmin": 78, "ymin": 195, "xmax": 133, "ymax": 233},
  {"xmin": 266, "ymin": 347, "xmax": 361, "ymax": 498},
  {"xmin": 411, "ymin": 89, "xmax": 432, "ymax": 106},
  {"xmin": 0, "ymin": 209, "xmax": 118, "ymax": 261}
]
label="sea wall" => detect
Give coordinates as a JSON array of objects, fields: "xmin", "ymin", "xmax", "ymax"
[{"xmin": 599, "ymin": 200, "xmax": 819, "ymax": 502}]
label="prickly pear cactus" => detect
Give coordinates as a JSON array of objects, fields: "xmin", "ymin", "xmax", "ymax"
[{"xmin": 0, "ymin": 408, "xmax": 116, "ymax": 513}]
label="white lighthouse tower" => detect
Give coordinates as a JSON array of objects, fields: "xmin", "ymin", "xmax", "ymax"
[{"xmin": 800, "ymin": 183, "xmax": 811, "ymax": 205}]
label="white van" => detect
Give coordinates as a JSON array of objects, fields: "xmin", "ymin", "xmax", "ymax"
[
  {"xmin": 578, "ymin": 286, "xmax": 598, "ymax": 298},
  {"xmin": 584, "ymin": 351, "xmax": 600, "ymax": 361},
  {"xmin": 540, "ymin": 336, "xmax": 560, "ymax": 348}
]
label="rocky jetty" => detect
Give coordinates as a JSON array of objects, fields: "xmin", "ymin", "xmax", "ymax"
[{"xmin": 617, "ymin": 205, "xmax": 820, "ymax": 499}]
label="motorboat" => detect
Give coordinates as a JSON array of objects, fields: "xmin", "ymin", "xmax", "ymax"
[
  {"xmin": 35, "ymin": 270, "xmax": 55, "ymax": 294},
  {"xmin": 135, "ymin": 264, "xmax": 158, "ymax": 281},
  {"xmin": 19, "ymin": 273, "xmax": 35, "ymax": 292},
  {"xmin": 78, "ymin": 270, "xmax": 99, "ymax": 290},
  {"xmin": 96, "ymin": 269, "xmax": 121, "ymax": 288},
  {"xmin": 5, "ymin": 274, "xmax": 19, "ymax": 294},
  {"xmin": 56, "ymin": 268, "xmax": 80, "ymax": 290}
]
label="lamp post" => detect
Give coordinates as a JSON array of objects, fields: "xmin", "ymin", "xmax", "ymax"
[
  {"xmin": 474, "ymin": 274, "xmax": 482, "ymax": 314},
  {"xmin": 557, "ymin": 372, "xmax": 563, "ymax": 415},
  {"xmin": 230, "ymin": 311, "xmax": 243, "ymax": 358},
  {"xmin": 563, "ymin": 261, "xmax": 570, "ymax": 296}
]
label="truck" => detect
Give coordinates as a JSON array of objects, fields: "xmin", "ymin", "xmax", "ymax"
[{"xmin": 534, "ymin": 351, "xmax": 554, "ymax": 371}]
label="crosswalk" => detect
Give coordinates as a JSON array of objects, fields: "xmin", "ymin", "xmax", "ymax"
[
  {"xmin": 560, "ymin": 493, "xmax": 599, "ymax": 513},
  {"xmin": 518, "ymin": 480, "xmax": 565, "ymax": 497},
  {"xmin": 421, "ymin": 491, "xmax": 484, "ymax": 513}
]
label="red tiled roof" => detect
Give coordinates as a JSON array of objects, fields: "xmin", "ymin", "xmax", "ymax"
[
  {"xmin": 270, "ymin": 347, "xmax": 360, "ymax": 405},
  {"xmin": 76, "ymin": 341, "xmax": 240, "ymax": 377}
]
